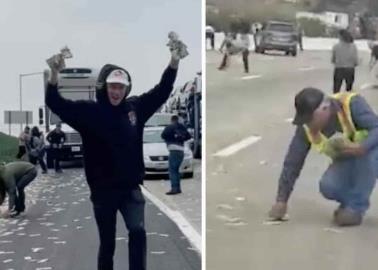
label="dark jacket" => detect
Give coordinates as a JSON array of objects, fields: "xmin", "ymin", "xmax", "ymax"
[
  {"xmin": 161, "ymin": 123, "xmax": 191, "ymax": 147},
  {"xmin": 46, "ymin": 65, "xmax": 177, "ymax": 193},
  {"xmin": 276, "ymin": 95, "xmax": 378, "ymax": 202},
  {"xmin": 47, "ymin": 129, "xmax": 66, "ymax": 146}
]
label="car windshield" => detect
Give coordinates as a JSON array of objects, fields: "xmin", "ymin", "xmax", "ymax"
[
  {"xmin": 143, "ymin": 129, "xmax": 164, "ymax": 143},
  {"xmin": 145, "ymin": 114, "xmax": 172, "ymax": 127},
  {"xmin": 267, "ymin": 23, "xmax": 294, "ymax": 32}
]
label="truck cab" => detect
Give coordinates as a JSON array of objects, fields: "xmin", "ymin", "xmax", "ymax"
[{"xmin": 39, "ymin": 67, "xmax": 99, "ymax": 168}]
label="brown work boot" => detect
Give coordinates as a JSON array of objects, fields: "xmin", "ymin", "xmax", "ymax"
[{"xmin": 334, "ymin": 208, "xmax": 363, "ymax": 227}]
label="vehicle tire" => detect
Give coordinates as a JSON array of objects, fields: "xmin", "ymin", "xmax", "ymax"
[
  {"xmin": 183, "ymin": 172, "xmax": 194, "ymax": 179},
  {"xmin": 292, "ymin": 50, "xmax": 297, "ymax": 57},
  {"xmin": 285, "ymin": 51, "xmax": 290, "ymax": 56},
  {"xmin": 46, "ymin": 151, "xmax": 54, "ymax": 169},
  {"xmin": 193, "ymin": 145, "xmax": 201, "ymax": 159}
]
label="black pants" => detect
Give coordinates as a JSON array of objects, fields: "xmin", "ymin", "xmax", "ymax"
[
  {"xmin": 29, "ymin": 153, "xmax": 47, "ymax": 172},
  {"xmin": 16, "ymin": 146, "xmax": 26, "ymax": 159},
  {"xmin": 218, "ymin": 53, "xmax": 229, "ymax": 70},
  {"xmin": 91, "ymin": 188, "xmax": 146, "ymax": 270},
  {"xmin": 206, "ymin": 32, "xmax": 215, "ymax": 50},
  {"xmin": 15, "ymin": 168, "xmax": 37, "ymax": 212},
  {"xmin": 242, "ymin": 50, "xmax": 249, "ymax": 73},
  {"xmin": 333, "ymin": 67, "xmax": 355, "ymax": 93},
  {"xmin": 51, "ymin": 148, "xmax": 62, "ymax": 171}
]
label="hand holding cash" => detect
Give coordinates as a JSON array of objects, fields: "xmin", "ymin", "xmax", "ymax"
[
  {"xmin": 46, "ymin": 46, "xmax": 73, "ymax": 72},
  {"xmin": 167, "ymin": 31, "xmax": 189, "ymax": 61}
]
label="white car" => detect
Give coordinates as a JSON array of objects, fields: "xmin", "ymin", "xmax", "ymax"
[{"xmin": 143, "ymin": 126, "xmax": 193, "ymax": 178}]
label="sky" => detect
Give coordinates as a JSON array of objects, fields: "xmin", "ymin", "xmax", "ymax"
[{"xmin": 0, "ymin": 0, "xmax": 201, "ymax": 135}]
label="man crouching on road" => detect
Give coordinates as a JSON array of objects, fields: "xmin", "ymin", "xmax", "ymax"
[
  {"xmin": 269, "ymin": 88, "xmax": 378, "ymax": 226},
  {"xmin": 45, "ymin": 34, "xmax": 186, "ymax": 270},
  {"xmin": 0, "ymin": 161, "xmax": 38, "ymax": 218}
]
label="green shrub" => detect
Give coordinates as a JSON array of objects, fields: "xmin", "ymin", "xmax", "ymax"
[
  {"xmin": 0, "ymin": 132, "xmax": 18, "ymax": 163},
  {"xmin": 297, "ymin": 17, "xmax": 326, "ymax": 37}
]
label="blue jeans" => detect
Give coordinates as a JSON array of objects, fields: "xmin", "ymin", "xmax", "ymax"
[
  {"xmin": 319, "ymin": 147, "xmax": 378, "ymax": 214},
  {"xmin": 168, "ymin": 150, "xmax": 184, "ymax": 191}
]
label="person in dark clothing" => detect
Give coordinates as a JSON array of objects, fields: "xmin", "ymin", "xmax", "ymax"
[
  {"xmin": 27, "ymin": 127, "xmax": 47, "ymax": 174},
  {"xmin": 332, "ymin": 29, "xmax": 359, "ymax": 93},
  {"xmin": 47, "ymin": 123, "xmax": 66, "ymax": 173},
  {"xmin": 45, "ymin": 40, "xmax": 184, "ymax": 270},
  {"xmin": 206, "ymin": 25, "xmax": 215, "ymax": 50},
  {"xmin": 161, "ymin": 115, "xmax": 191, "ymax": 195},
  {"xmin": 268, "ymin": 88, "xmax": 378, "ymax": 227},
  {"xmin": 0, "ymin": 161, "xmax": 37, "ymax": 218},
  {"xmin": 16, "ymin": 126, "xmax": 30, "ymax": 159}
]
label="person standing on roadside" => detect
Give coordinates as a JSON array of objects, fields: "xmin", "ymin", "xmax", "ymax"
[
  {"xmin": 240, "ymin": 31, "xmax": 250, "ymax": 73},
  {"xmin": 16, "ymin": 126, "xmax": 30, "ymax": 160},
  {"xmin": 206, "ymin": 25, "xmax": 215, "ymax": 50},
  {"xmin": 27, "ymin": 127, "xmax": 47, "ymax": 174},
  {"xmin": 161, "ymin": 115, "xmax": 191, "ymax": 195},
  {"xmin": 332, "ymin": 29, "xmax": 359, "ymax": 93},
  {"xmin": 47, "ymin": 123, "xmax": 66, "ymax": 173},
  {"xmin": 45, "ymin": 33, "xmax": 186, "ymax": 270}
]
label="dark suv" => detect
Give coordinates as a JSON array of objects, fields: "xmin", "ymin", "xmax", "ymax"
[{"xmin": 255, "ymin": 21, "xmax": 298, "ymax": 56}]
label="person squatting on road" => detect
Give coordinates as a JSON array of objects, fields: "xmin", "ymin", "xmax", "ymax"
[
  {"xmin": 47, "ymin": 123, "xmax": 66, "ymax": 173},
  {"xmin": 161, "ymin": 115, "xmax": 191, "ymax": 195},
  {"xmin": 27, "ymin": 126, "xmax": 48, "ymax": 174},
  {"xmin": 269, "ymin": 88, "xmax": 378, "ymax": 227},
  {"xmin": 45, "ymin": 37, "xmax": 184, "ymax": 270},
  {"xmin": 0, "ymin": 161, "xmax": 38, "ymax": 218},
  {"xmin": 332, "ymin": 29, "xmax": 359, "ymax": 93},
  {"xmin": 16, "ymin": 126, "xmax": 30, "ymax": 160}
]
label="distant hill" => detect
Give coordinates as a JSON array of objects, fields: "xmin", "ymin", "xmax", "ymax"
[{"xmin": 0, "ymin": 132, "xmax": 18, "ymax": 163}]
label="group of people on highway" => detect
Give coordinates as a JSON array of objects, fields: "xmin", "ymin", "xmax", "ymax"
[{"xmin": 16, "ymin": 123, "xmax": 66, "ymax": 174}]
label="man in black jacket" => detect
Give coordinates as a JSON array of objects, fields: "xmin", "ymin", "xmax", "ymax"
[
  {"xmin": 161, "ymin": 115, "xmax": 191, "ymax": 195},
  {"xmin": 45, "ymin": 43, "xmax": 183, "ymax": 270},
  {"xmin": 46, "ymin": 123, "xmax": 66, "ymax": 173}
]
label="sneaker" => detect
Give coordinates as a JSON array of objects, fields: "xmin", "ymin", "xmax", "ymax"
[
  {"xmin": 334, "ymin": 208, "xmax": 362, "ymax": 227},
  {"xmin": 42, "ymin": 170, "xmax": 48, "ymax": 174},
  {"xmin": 166, "ymin": 190, "xmax": 182, "ymax": 195}
]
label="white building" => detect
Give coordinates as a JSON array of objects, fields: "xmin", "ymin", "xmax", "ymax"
[{"xmin": 296, "ymin": 11, "xmax": 349, "ymax": 29}]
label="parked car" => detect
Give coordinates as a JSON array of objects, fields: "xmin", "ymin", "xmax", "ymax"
[
  {"xmin": 255, "ymin": 21, "xmax": 298, "ymax": 56},
  {"xmin": 143, "ymin": 126, "xmax": 194, "ymax": 178}
]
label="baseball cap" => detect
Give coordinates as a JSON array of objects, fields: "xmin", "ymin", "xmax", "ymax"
[
  {"xmin": 106, "ymin": 69, "xmax": 130, "ymax": 86},
  {"xmin": 293, "ymin": 88, "xmax": 325, "ymax": 125}
]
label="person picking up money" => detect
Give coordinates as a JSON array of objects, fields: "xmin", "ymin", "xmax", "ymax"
[{"xmin": 269, "ymin": 88, "xmax": 378, "ymax": 226}]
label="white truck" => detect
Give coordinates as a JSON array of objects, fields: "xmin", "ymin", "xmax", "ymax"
[{"xmin": 39, "ymin": 67, "xmax": 98, "ymax": 168}]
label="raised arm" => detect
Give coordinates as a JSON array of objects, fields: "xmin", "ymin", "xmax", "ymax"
[
  {"xmin": 45, "ymin": 56, "xmax": 93, "ymax": 131},
  {"xmin": 137, "ymin": 57, "xmax": 179, "ymax": 124}
]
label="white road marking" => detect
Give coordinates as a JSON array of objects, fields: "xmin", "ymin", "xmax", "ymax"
[
  {"xmin": 141, "ymin": 187, "xmax": 201, "ymax": 254},
  {"xmin": 360, "ymin": 83, "xmax": 374, "ymax": 90},
  {"xmin": 298, "ymin": 66, "xmax": 315, "ymax": 71},
  {"xmin": 213, "ymin": 135, "xmax": 262, "ymax": 157},
  {"xmin": 285, "ymin": 117, "xmax": 293, "ymax": 123},
  {"xmin": 240, "ymin": 75, "xmax": 262, "ymax": 80}
]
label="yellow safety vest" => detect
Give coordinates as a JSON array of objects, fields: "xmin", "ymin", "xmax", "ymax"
[{"xmin": 303, "ymin": 92, "xmax": 368, "ymax": 158}]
